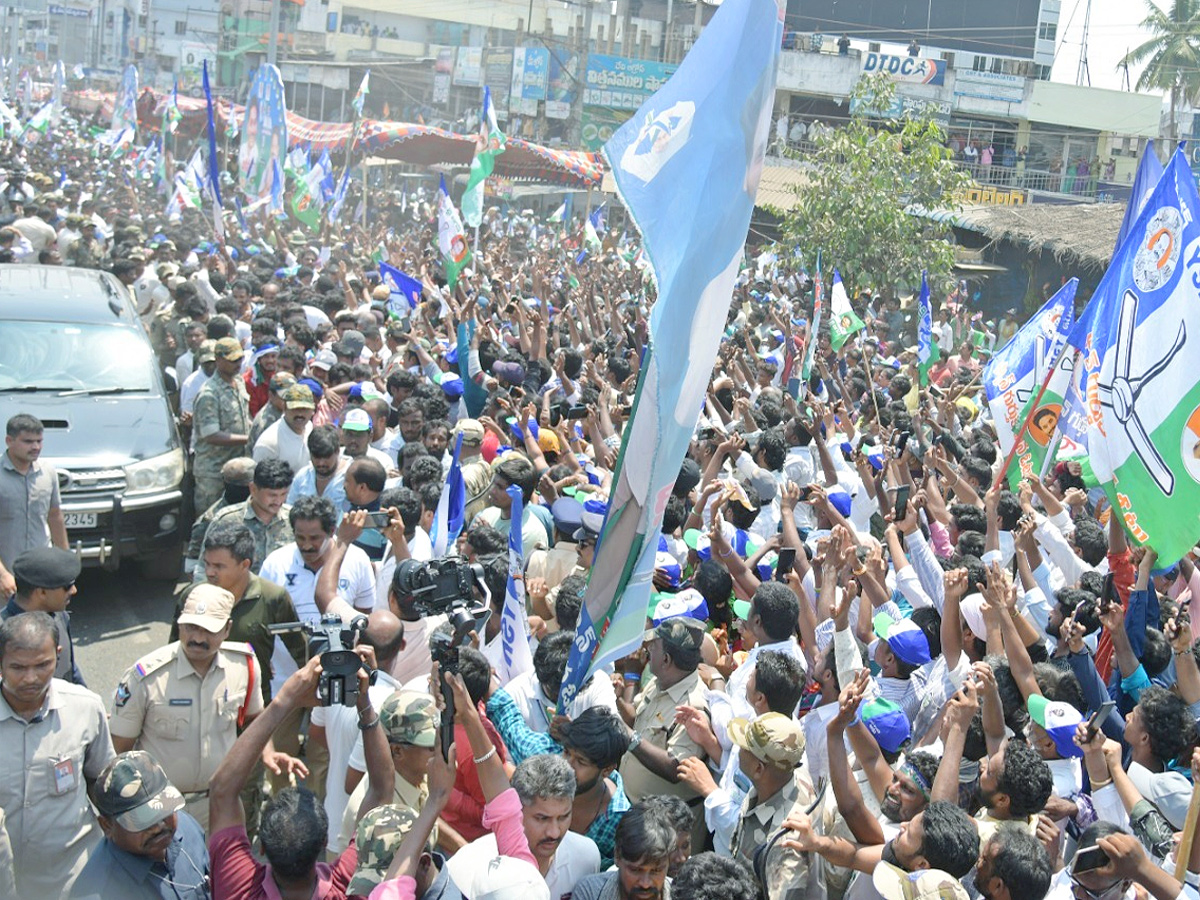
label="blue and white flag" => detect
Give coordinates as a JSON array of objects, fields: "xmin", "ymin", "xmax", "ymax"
[
  {"xmin": 584, "ymin": 203, "xmax": 605, "ymax": 251},
  {"xmin": 270, "ymin": 158, "xmax": 285, "ymax": 216},
  {"xmin": 1116, "ymin": 140, "xmax": 1164, "ymax": 253},
  {"xmin": 497, "ymin": 485, "xmax": 534, "ymax": 684},
  {"xmin": 430, "ymin": 432, "xmax": 466, "ymax": 558},
  {"xmin": 548, "ymin": 193, "xmax": 572, "ymax": 225},
  {"xmin": 379, "ymin": 261, "xmax": 423, "ymax": 314},
  {"xmin": 559, "ymin": 0, "xmax": 782, "ymax": 709},
  {"xmin": 983, "ymin": 279, "xmax": 1076, "ymax": 453},
  {"xmin": 916, "ymin": 270, "xmax": 933, "ymax": 382},
  {"xmin": 202, "ymin": 61, "xmax": 224, "ymax": 241},
  {"xmin": 1058, "ymin": 149, "xmax": 1200, "ymax": 563},
  {"xmin": 327, "ymin": 168, "xmax": 351, "ymax": 224},
  {"xmin": 317, "ymin": 149, "xmax": 336, "ymax": 199}
]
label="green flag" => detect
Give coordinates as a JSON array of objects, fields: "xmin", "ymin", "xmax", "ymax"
[
  {"xmin": 461, "ymin": 87, "xmax": 506, "ymax": 229},
  {"xmin": 828, "ymin": 270, "xmax": 865, "ymax": 352}
]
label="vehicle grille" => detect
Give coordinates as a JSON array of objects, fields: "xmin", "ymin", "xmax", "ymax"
[{"xmin": 57, "ymin": 467, "xmax": 127, "ymax": 501}]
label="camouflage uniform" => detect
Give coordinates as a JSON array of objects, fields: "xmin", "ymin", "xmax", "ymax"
[
  {"xmin": 193, "ymin": 339, "xmax": 251, "ymax": 512},
  {"xmin": 197, "ymin": 499, "xmax": 294, "ymax": 577},
  {"xmin": 248, "ymin": 372, "xmax": 297, "ymax": 449},
  {"xmin": 335, "ymin": 690, "xmax": 439, "ymax": 854},
  {"xmin": 348, "ymin": 805, "xmax": 423, "ymax": 896},
  {"xmin": 728, "ymin": 713, "xmax": 818, "ymax": 900}
]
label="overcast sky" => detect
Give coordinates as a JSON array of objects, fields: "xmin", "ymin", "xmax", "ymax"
[{"xmin": 1050, "ymin": 0, "xmax": 1164, "ymax": 94}]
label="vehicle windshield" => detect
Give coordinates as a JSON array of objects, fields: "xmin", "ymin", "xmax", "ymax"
[{"xmin": 0, "ymin": 322, "xmax": 158, "ymax": 392}]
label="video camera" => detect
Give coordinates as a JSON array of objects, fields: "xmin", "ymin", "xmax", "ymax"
[
  {"xmin": 394, "ymin": 558, "xmax": 490, "ymax": 758},
  {"xmin": 268, "ymin": 613, "xmax": 374, "ymax": 707}
]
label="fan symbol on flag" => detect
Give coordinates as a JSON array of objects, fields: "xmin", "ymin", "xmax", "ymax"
[{"xmin": 1098, "ymin": 289, "xmax": 1186, "ymax": 495}]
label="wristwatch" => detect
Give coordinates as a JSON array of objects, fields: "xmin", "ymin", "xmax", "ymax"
[{"xmin": 628, "ymin": 730, "xmax": 643, "ymax": 753}]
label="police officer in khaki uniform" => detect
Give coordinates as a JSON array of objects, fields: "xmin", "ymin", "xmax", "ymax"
[
  {"xmin": 193, "ymin": 337, "xmax": 251, "ymax": 513},
  {"xmin": 727, "ymin": 712, "xmax": 815, "ymax": 899},
  {"xmin": 0, "ymin": 611, "xmax": 115, "ymax": 899},
  {"xmin": 109, "ymin": 583, "xmax": 264, "ymax": 831}
]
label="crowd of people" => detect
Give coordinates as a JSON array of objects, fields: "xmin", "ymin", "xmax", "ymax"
[{"xmin": 0, "ymin": 105, "xmax": 1199, "ymax": 900}]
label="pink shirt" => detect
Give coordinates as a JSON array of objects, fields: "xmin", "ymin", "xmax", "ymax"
[{"xmin": 368, "ymin": 788, "xmax": 536, "ymax": 900}]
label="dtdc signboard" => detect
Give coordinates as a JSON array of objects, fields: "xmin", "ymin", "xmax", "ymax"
[{"xmin": 862, "ymin": 52, "xmax": 946, "ymax": 86}]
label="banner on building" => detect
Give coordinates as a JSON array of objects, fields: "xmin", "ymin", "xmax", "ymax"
[{"xmin": 511, "ymin": 47, "xmax": 550, "ymax": 101}]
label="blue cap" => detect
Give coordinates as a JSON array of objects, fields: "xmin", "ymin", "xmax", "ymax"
[
  {"xmin": 573, "ymin": 499, "xmax": 608, "ymax": 541},
  {"xmin": 550, "ymin": 497, "xmax": 584, "ymax": 536},
  {"xmin": 828, "ymin": 489, "xmax": 852, "ymax": 518},
  {"xmin": 437, "ymin": 373, "xmax": 463, "ymax": 399},
  {"xmin": 682, "ymin": 528, "xmax": 712, "ymax": 562},
  {"xmin": 650, "ymin": 587, "xmax": 709, "ymax": 627},
  {"xmin": 858, "ymin": 698, "xmax": 912, "ymax": 753},
  {"xmin": 297, "ymin": 377, "xmax": 324, "ymax": 400},
  {"xmin": 655, "ymin": 551, "xmax": 682, "ymax": 588},
  {"xmin": 873, "ymin": 614, "xmax": 932, "ymax": 666}
]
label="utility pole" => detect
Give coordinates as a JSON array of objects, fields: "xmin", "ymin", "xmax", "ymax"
[
  {"xmin": 1075, "ymin": 0, "xmax": 1091, "ymax": 86},
  {"xmin": 571, "ymin": 0, "xmax": 594, "ymax": 148},
  {"xmin": 8, "ymin": 3, "xmax": 20, "ymax": 100},
  {"xmin": 266, "ymin": 0, "xmax": 281, "ymax": 66}
]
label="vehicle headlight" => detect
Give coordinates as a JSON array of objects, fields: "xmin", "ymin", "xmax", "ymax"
[{"xmin": 124, "ymin": 449, "xmax": 185, "ymax": 495}]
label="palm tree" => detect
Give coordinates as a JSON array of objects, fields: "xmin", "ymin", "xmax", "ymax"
[{"xmin": 1120, "ymin": 0, "xmax": 1200, "ymax": 143}]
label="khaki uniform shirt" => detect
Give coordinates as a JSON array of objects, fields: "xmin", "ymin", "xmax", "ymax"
[
  {"xmin": 0, "ymin": 679, "xmax": 115, "ymax": 899},
  {"xmin": 335, "ymin": 769, "xmax": 429, "ymax": 854},
  {"xmin": 171, "ymin": 575, "xmax": 306, "ymax": 703},
  {"xmin": 620, "ymin": 671, "xmax": 709, "ymax": 804},
  {"xmin": 108, "ymin": 640, "xmax": 264, "ymax": 831},
  {"xmin": 193, "ymin": 375, "xmax": 251, "ymax": 478},
  {"xmin": 462, "ymin": 457, "xmax": 493, "ymax": 522},
  {"xmin": 201, "ymin": 500, "xmax": 294, "ymax": 575}
]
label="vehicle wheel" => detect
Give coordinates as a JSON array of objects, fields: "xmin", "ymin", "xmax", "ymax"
[{"xmin": 139, "ymin": 544, "xmax": 184, "ymax": 582}]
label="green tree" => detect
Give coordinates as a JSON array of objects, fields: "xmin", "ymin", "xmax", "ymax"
[
  {"xmin": 1120, "ymin": 0, "xmax": 1200, "ymax": 143},
  {"xmin": 777, "ymin": 73, "xmax": 969, "ymax": 297}
]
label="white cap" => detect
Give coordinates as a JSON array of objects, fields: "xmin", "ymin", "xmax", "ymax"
[{"xmin": 470, "ymin": 856, "xmax": 550, "ymax": 900}]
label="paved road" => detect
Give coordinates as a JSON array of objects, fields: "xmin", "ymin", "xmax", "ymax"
[{"xmin": 69, "ymin": 566, "xmax": 184, "ymax": 708}]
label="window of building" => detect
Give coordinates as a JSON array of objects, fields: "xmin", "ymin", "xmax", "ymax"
[
  {"xmin": 175, "ymin": 20, "xmax": 187, "ymax": 35},
  {"xmin": 1038, "ymin": 21, "xmax": 1057, "ymax": 42}
]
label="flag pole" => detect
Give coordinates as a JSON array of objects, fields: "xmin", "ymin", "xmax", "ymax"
[
  {"xmin": 862, "ymin": 349, "xmax": 883, "ymax": 425},
  {"xmin": 994, "ymin": 349, "xmax": 1065, "ymax": 490},
  {"xmin": 1038, "ymin": 430, "xmax": 1064, "ymax": 480}
]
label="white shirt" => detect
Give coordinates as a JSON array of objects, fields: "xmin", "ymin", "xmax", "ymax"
[
  {"xmin": 310, "ymin": 669, "xmax": 401, "ymax": 848},
  {"xmin": 344, "ymin": 446, "xmax": 395, "ymax": 472},
  {"xmin": 447, "ymin": 830, "xmax": 600, "ymax": 900},
  {"xmin": 259, "ymin": 543, "xmax": 374, "ymax": 696},
  {"xmin": 385, "ymin": 615, "xmax": 449, "ymax": 686},
  {"xmin": 253, "ymin": 418, "xmax": 313, "ymax": 473},
  {"xmin": 180, "ymin": 368, "xmax": 211, "ymax": 454},
  {"xmin": 374, "ymin": 530, "xmax": 434, "ymax": 612},
  {"xmin": 176, "ymin": 349, "xmax": 196, "ymax": 384},
  {"xmin": 726, "ymin": 638, "xmax": 807, "ymax": 721},
  {"xmin": 504, "ymin": 667, "xmax": 618, "ymax": 730},
  {"xmin": 180, "ymin": 368, "xmax": 210, "ymax": 416}
]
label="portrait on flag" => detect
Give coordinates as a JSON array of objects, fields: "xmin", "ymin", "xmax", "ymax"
[{"xmin": 239, "ymin": 64, "xmax": 288, "ymax": 202}]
